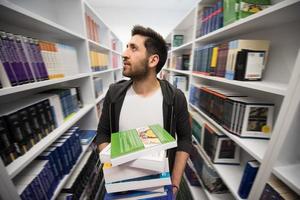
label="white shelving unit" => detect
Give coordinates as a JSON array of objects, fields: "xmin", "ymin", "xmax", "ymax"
[
  {"xmin": 163, "ymin": 0, "xmax": 300, "ymax": 199},
  {"xmin": 0, "ymin": 0, "xmax": 123, "ymax": 199},
  {"xmin": 183, "ymin": 174, "xmax": 208, "ymax": 200}
]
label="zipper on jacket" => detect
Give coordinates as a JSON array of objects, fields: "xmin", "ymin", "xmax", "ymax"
[
  {"xmin": 109, "ymin": 103, "xmax": 112, "ymax": 133},
  {"xmin": 170, "ymin": 105, "xmax": 174, "ymax": 136}
]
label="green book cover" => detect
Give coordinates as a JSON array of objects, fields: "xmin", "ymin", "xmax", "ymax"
[
  {"xmin": 223, "ymin": 0, "xmax": 240, "ymax": 26},
  {"xmin": 238, "ymin": 0, "xmax": 271, "ymax": 19},
  {"xmin": 111, "ymin": 124, "xmax": 175, "ymax": 159}
]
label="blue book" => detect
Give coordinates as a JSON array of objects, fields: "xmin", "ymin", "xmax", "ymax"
[
  {"xmin": 50, "ymin": 143, "xmax": 70, "ymax": 174},
  {"xmin": 238, "ymin": 160, "xmax": 259, "ymax": 198},
  {"xmin": 44, "ymin": 147, "xmax": 64, "ymax": 178},
  {"xmin": 104, "ymin": 185, "xmax": 172, "ymax": 200},
  {"xmin": 78, "ymin": 130, "xmax": 97, "ymax": 145},
  {"xmin": 105, "ymin": 173, "xmax": 172, "ymax": 194}
]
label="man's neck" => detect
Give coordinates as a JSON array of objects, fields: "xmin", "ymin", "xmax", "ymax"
[{"xmin": 132, "ymin": 75, "xmax": 160, "ymax": 97}]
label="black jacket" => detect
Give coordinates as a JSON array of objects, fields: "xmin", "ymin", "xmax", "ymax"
[{"xmin": 95, "ymin": 79, "xmax": 192, "ymax": 172}]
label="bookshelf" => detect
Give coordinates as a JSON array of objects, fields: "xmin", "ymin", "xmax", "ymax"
[
  {"xmin": 163, "ymin": 0, "xmax": 300, "ymax": 199},
  {"xmin": 0, "ymin": 0, "xmax": 123, "ymax": 199}
]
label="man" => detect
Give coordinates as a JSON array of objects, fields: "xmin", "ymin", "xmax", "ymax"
[{"xmin": 95, "ymin": 25, "xmax": 192, "ymax": 196}]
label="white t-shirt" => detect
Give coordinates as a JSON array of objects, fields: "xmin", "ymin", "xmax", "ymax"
[{"xmin": 119, "ymin": 86, "xmax": 164, "ymax": 131}]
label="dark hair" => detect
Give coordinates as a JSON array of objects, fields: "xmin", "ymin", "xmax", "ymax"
[{"xmin": 131, "ymin": 25, "xmax": 167, "ymax": 74}]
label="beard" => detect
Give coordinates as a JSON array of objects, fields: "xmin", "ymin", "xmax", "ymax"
[{"xmin": 122, "ymin": 58, "xmax": 149, "ymax": 80}]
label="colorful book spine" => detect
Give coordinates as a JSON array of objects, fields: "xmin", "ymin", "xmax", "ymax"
[{"xmin": 238, "ymin": 160, "xmax": 259, "ymax": 198}]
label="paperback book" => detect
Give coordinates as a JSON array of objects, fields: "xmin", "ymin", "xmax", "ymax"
[{"xmin": 108, "ymin": 124, "xmax": 176, "ymax": 166}]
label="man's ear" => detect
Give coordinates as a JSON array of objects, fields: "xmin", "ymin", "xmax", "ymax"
[{"xmin": 148, "ymin": 54, "xmax": 159, "ymax": 69}]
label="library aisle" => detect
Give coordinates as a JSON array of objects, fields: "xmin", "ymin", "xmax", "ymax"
[{"xmin": 1, "ymin": 0, "xmax": 300, "ymax": 200}]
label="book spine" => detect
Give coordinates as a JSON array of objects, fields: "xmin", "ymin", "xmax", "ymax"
[
  {"xmin": 238, "ymin": 161, "xmax": 259, "ymax": 198},
  {"xmin": 15, "ymin": 35, "xmax": 35, "ymax": 83},
  {"xmin": 0, "ymin": 32, "xmax": 19, "ymax": 86}
]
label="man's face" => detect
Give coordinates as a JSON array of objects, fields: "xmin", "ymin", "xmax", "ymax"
[{"xmin": 122, "ymin": 35, "xmax": 149, "ymax": 79}]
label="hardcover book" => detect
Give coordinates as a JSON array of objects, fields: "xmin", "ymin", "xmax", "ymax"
[
  {"xmin": 238, "ymin": 160, "xmax": 260, "ymax": 198},
  {"xmin": 203, "ymin": 123, "xmax": 240, "ymax": 164},
  {"xmin": 109, "ymin": 124, "xmax": 176, "ymax": 166}
]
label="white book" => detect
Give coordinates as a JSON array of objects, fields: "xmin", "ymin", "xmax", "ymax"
[
  {"xmin": 100, "ymin": 144, "xmax": 166, "ymax": 172},
  {"xmin": 103, "ymin": 158, "xmax": 169, "ymax": 183},
  {"xmin": 105, "ymin": 172, "xmax": 171, "ymax": 193}
]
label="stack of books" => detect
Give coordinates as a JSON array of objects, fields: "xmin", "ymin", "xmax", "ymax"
[{"xmin": 99, "ymin": 124, "xmax": 177, "ymax": 199}]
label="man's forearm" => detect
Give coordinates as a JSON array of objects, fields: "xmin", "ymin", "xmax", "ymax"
[
  {"xmin": 98, "ymin": 142, "xmax": 109, "ymax": 152},
  {"xmin": 171, "ymin": 151, "xmax": 189, "ymax": 188}
]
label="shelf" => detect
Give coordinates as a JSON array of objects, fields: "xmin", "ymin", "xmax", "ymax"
[
  {"xmin": 191, "ymin": 73, "xmax": 287, "ymax": 96},
  {"xmin": 184, "ymin": 174, "xmax": 207, "ymax": 200},
  {"xmin": 170, "ymin": 41, "xmax": 193, "ymax": 52},
  {"xmin": 187, "ymin": 157, "xmax": 235, "ymax": 200},
  {"xmin": 6, "ymin": 104, "xmax": 94, "ymax": 178},
  {"xmin": 163, "ymin": 68, "xmax": 191, "ymax": 76},
  {"xmin": 195, "ymin": 0, "xmax": 300, "ymax": 44},
  {"xmin": 0, "ymin": 0, "xmax": 85, "ymax": 40},
  {"xmin": 92, "ymin": 67, "xmax": 123, "ymax": 76},
  {"xmin": 189, "ymin": 103, "xmax": 268, "ymax": 162},
  {"xmin": 214, "ymin": 164, "xmax": 245, "ymax": 200},
  {"xmin": 95, "ymin": 89, "xmax": 108, "ymax": 104},
  {"xmin": 273, "ymin": 164, "xmax": 300, "ymax": 195},
  {"xmin": 0, "ymin": 73, "xmax": 90, "ymax": 97},
  {"xmin": 51, "ymin": 145, "xmax": 93, "ymax": 200},
  {"xmin": 88, "ymin": 39, "xmax": 110, "ymax": 52},
  {"xmin": 111, "ymin": 49, "xmax": 122, "ymax": 55}
]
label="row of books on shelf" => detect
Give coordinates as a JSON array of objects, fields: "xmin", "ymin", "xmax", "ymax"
[
  {"xmin": 99, "ymin": 124, "xmax": 177, "ymax": 199},
  {"xmin": 0, "ymin": 87, "xmax": 82, "ymax": 166},
  {"xmin": 0, "ymin": 31, "xmax": 79, "ymax": 88},
  {"xmin": 93, "ymin": 77, "xmax": 104, "ymax": 98},
  {"xmin": 190, "ymin": 112, "xmax": 299, "ymax": 199},
  {"xmin": 196, "ymin": 0, "xmax": 271, "ymax": 37},
  {"xmin": 14, "ymin": 127, "xmax": 83, "ymax": 200},
  {"xmin": 172, "ymin": 35, "xmax": 184, "ymax": 47},
  {"xmin": 111, "ymin": 53, "xmax": 120, "ymax": 68},
  {"xmin": 89, "ymin": 50, "xmax": 109, "ymax": 72},
  {"xmin": 58, "ymin": 144, "xmax": 101, "ymax": 200},
  {"xmin": 85, "ymin": 13, "xmax": 101, "ymax": 43},
  {"xmin": 190, "ymin": 115, "xmax": 258, "ymax": 198},
  {"xmin": 260, "ymin": 174, "xmax": 300, "ymax": 200},
  {"xmin": 163, "ymin": 73, "xmax": 188, "ymax": 93},
  {"xmin": 193, "ymin": 39, "xmax": 270, "ymax": 81},
  {"xmin": 196, "ymin": 0, "xmax": 223, "ymax": 37},
  {"xmin": 169, "ymin": 54, "xmax": 190, "ymax": 71},
  {"xmin": 189, "ymin": 84, "xmax": 274, "ymax": 138}
]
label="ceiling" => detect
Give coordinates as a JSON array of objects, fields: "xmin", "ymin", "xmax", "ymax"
[
  {"xmin": 88, "ymin": 0, "xmax": 198, "ymax": 10},
  {"xmin": 87, "ymin": 0, "xmax": 199, "ymax": 48}
]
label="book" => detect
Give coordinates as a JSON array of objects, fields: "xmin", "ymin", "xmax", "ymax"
[
  {"xmin": 225, "ymin": 39, "xmax": 270, "ymax": 80},
  {"xmin": 105, "ymin": 172, "xmax": 171, "ymax": 193},
  {"xmin": 227, "ymin": 96, "xmax": 274, "ymax": 138},
  {"xmin": 78, "ymin": 130, "xmax": 96, "ymax": 145},
  {"xmin": 238, "ymin": 0, "xmax": 271, "ymax": 20},
  {"xmin": 100, "ymin": 144, "xmax": 166, "ymax": 172},
  {"xmin": 260, "ymin": 175, "xmax": 300, "ymax": 200},
  {"xmin": 173, "ymin": 35, "xmax": 184, "ymax": 47},
  {"xmin": 234, "ymin": 49, "xmax": 267, "ymax": 80},
  {"xmin": 103, "ymin": 157, "xmax": 169, "ymax": 183},
  {"xmin": 238, "ymin": 160, "xmax": 260, "ymax": 198},
  {"xmin": 104, "ymin": 185, "xmax": 172, "ymax": 200},
  {"xmin": 108, "ymin": 124, "xmax": 176, "ymax": 166},
  {"xmin": 203, "ymin": 123, "xmax": 240, "ymax": 164},
  {"xmin": 223, "ymin": 0, "xmax": 239, "ymax": 26}
]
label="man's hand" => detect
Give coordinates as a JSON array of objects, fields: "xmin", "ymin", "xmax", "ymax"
[
  {"xmin": 171, "ymin": 151, "xmax": 189, "ymax": 196},
  {"xmin": 98, "ymin": 142, "xmax": 109, "ymax": 152}
]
